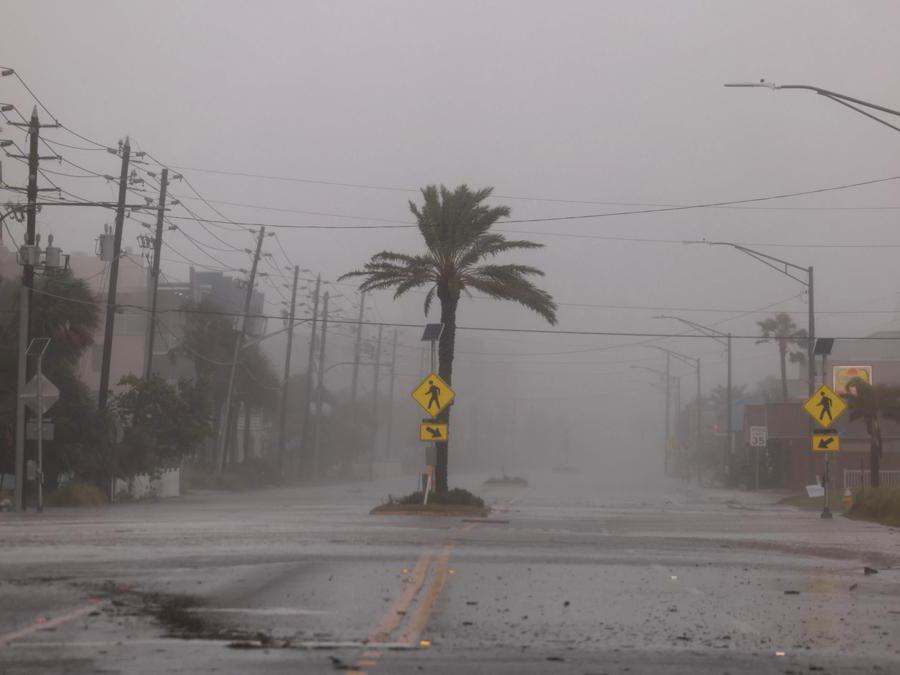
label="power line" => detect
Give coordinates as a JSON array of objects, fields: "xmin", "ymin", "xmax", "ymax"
[
  {"xmin": 25, "ymin": 284, "xmax": 900, "ymax": 342},
  {"xmin": 157, "ymin": 163, "xmax": 900, "ymax": 211}
]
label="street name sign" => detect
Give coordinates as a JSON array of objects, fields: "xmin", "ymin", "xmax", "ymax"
[
  {"xmin": 802, "ymin": 384, "xmax": 847, "ymax": 427},
  {"xmin": 749, "ymin": 426, "xmax": 767, "ymax": 448},
  {"xmin": 411, "ymin": 372, "xmax": 455, "ymax": 416},
  {"xmin": 20, "ymin": 373, "xmax": 60, "ymax": 414},
  {"xmin": 811, "ymin": 429, "xmax": 840, "ymax": 453},
  {"xmin": 419, "ymin": 421, "xmax": 449, "ymax": 442}
]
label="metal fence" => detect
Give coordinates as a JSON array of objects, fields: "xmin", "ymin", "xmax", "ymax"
[{"xmin": 843, "ymin": 469, "xmax": 900, "ymax": 490}]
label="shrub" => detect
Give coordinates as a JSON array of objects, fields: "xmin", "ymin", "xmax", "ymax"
[
  {"xmin": 182, "ymin": 458, "xmax": 279, "ymax": 492},
  {"xmin": 46, "ymin": 482, "xmax": 107, "ymax": 507},
  {"xmin": 847, "ymin": 487, "xmax": 900, "ymax": 527}
]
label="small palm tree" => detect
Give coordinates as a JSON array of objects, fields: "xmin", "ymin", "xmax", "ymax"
[
  {"xmin": 756, "ymin": 313, "xmax": 808, "ymax": 401},
  {"xmin": 844, "ymin": 377, "xmax": 900, "ymax": 488},
  {"xmin": 341, "ymin": 185, "xmax": 557, "ymax": 492}
]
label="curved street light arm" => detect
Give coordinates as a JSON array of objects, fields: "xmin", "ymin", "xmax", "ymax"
[
  {"xmin": 724, "ymin": 81, "xmax": 900, "ymax": 132},
  {"xmin": 653, "ymin": 315, "xmax": 728, "ymax": 344},
  {"xmin": 687, "ymin": 240, "xmax": 809, "ymax": 286}
]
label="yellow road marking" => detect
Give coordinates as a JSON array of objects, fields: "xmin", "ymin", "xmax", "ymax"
[
  {"xmin": 367, "ymin": 549, "xmax": 434, "ymax": 643},
  {"xmin": 399, "ymin": 544, "xmax": 452, "ymax": 647},
  {"xmin": 354, "ymin": 496, "xmax": 522, "ymax": 671}
]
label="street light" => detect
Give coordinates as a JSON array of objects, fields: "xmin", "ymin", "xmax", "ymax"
[
  {"xmin": 654, "ymin": 315, "xmax": 733, "ymax": 483},
  {"xmin": 686, "ymin": 240, "xmax": 814, "ymax": 397},
  {"xmin": 653, "ymin": 347, "xmax": 701, "ymax": 483},
  {"xmin": 724, "ymin": 80, "xmax": 900, "ymax": 134},
  {"xmin": 630, "ymin": 364, "xmax": 678, "ymax": 475}
]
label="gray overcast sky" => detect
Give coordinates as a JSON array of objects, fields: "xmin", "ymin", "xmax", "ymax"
[{"xmin": 3, "ymin": 1, "xmax": 900, "ymax": 457}]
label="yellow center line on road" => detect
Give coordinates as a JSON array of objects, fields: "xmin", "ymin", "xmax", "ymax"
[
  {"xmin": 350, "ymin": 493, "xmax": 526, "ymax": 672},
  {"xmin": 0, "ymin": 602, "xmax": 101, "ymax": 648},
  {"xmin": 367, "ymin": 549, "xmax": 434, "ymax": 643}
]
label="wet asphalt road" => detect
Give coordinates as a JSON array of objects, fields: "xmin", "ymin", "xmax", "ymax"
[{"xmin": 1, "ymin": 470, "xmax": 899, "ymax": 674}]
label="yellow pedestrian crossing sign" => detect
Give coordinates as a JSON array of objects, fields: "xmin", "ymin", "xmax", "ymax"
[
  {"xmin": 802, "ymin": 384, "xmax": 847, "ymax": 427},
  {"xmin": 419, "ymin": 421, "xmax": 449, "ymax": 442},
  {"xmin": 412, "ymin": 372, "xmax": 455, "ymax": 416},
  {"xmin": 812, "ymin": 429, "xmax": 840, "ymax": 452}
]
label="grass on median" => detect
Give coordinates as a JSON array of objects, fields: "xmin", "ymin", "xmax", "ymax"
[
  {"xmin": 372, "ymin": 487, "xmax": 490, "ymax": 517},
  {"xmin": 846, "ymin": 487, "xmax": 900, "ymax": 528}
]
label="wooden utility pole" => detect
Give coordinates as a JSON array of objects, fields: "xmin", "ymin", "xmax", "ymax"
[
  {"xmin": 277, "ymin": 265, "xmax": 300, "ymax": 473},
  {"xmin": 350, "ymin": 290, "xmax": 366, "ymax": 405},
  {"xmin": 216, "ymin": 226, "xmax": 266, "ymax": 472},
  {"xmin": 312, "ymin": 292, "xmax": 329, "ymax": 480},
  {"xmin": 98, "ymin": 138, "xmax": 131, "ymax": 411},
  {"xmin": 143, "ymin": 168, "xmax": 168, "ymax": 379},
  {"xmin": 384, "ymin": 329, "xmax": 398, "ymax": 459},
  {"xmin": 299, "ymin": 274, "xmax": 320, "ymax": 478},
  {"xmin": 368, "ymin": 323, "xmax": 383, "ymax": 480}
]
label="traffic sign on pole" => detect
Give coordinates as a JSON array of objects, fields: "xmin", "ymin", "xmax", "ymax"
[
  {"xmin": 411, "ymin": 372, "xmax": 455, "ymax": 416},
  {"xmin": 20, "ymin": 373, "xmax": 59, "ymax": 414},
  {"xmin": 812, "ymin": 429, "xmax": 840, "ymax": 452},
  {"xmin": 419, "ymin": 421, "xmax": 449, "ymax": 442},
  {"xmin": 749, "ymin": 426, "xmax": 767, "ymax": 448},
  {"xmin": 802, "ymin": 384, "xmax": 847, "ymax": 427}
]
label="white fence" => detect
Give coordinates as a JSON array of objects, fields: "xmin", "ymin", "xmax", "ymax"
[
  {"xmin": 843, "ymin": 469, "xmax": 900, "ymax": 490},
  {"xmin": 113, "ymin": 468, "xmax": 181, "ymax": 499}
]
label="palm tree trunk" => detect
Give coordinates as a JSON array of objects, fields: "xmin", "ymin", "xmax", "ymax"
[
  {"xmin": 779, "ymin": 342, "xmax": 788, "ymax": 401},
  {"xmin": 435, "ymin": 289, "xmax": 458, "ymax": 493}
]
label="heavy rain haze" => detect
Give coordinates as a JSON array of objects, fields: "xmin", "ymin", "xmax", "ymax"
[{"xmin": 2, "ymin": 2, "xmax": 900, "ymax": 673}]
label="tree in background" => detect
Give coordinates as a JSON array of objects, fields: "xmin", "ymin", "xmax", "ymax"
[
  {"xmin": 0, "ymin": 272, "xmax": 102, "ymax": 490},
  {"xmin": 844, "ymin": 377, "xmax": 900, "ymax": 488},
  {"xmin": 181, "ymin": 297, "xmax": 279, "ymax": 466},
  {"xmin": 341, "ymin": 185, "xmax": 557, "ymax": 492},
  {"xmin": 111, "ymin": 375, "xmax": 213, "ymax": 481},
  {"xmin": 756, "ymin": 313, "xmax": 808, "ymax": 402}
]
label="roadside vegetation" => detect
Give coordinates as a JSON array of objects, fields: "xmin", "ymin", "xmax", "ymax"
[
  {"xmin": 372, "ymin": 487, "xmax": 489, "ymax": 516},
  {"xmin": 846, "ymin": 488, "xmax": 900, "ymax": 528}
]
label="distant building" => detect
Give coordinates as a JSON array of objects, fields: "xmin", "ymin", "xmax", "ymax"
[{"xmin": 742, "ymin": 331, "xmax": 900, "ymax": 491}]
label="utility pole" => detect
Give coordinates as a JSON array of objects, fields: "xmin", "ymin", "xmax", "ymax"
[
  {"xmin": 312, "ymin": 291, "xmax": 329, "ymax": 480},
  {"xmin": 98, "ymin": 138, "xmax": 131, "ymax": 411},
  {"xmin": 277, "ymin": 265, "xmax": 300, "ymax": 473},
  {"xmin": 14, "ymin": 108, "xmax": 40, "ymax": 512},
  {"xmin": 368, "ymin": 323, "xmax": 383, "ymax": 480},
  {"xmin": 350, "ymin": 290, "xmax": 366, "ymax": 405},
  {"xmin": 98, "ymin": 138, "xmax": 131, "ymax": 500},
  {"xmin": 142, "ymin": 167, "xmax": 168, "ymax": 380},
  {"xmin": 216, "ymin": 226, "xmax": 266, "ymax": 472},
  {"xmin": 299, "ymin": 274, "xmax": 321, "ymax": 479},
  {"xmin": 12, "ymin": 107, "xmax": 59, "ymax": 512},
  {"xmin": 696, "ymin": 359, "xmax": 702, "ymax": 484},
  {"xmin": 664, "ymin": 351, "xmax": 671, "ymax": 476},
  {"xmin": 384, "ymin": 329, "xmax": 398, "ymax": 459}
]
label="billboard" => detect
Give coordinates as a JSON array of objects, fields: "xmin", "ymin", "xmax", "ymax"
[{"xmin": 833, "ymin": 365, "xmax": 872, "ymax": 395}]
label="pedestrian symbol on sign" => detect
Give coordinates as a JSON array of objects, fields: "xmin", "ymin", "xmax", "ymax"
[{"xmin": 411, "ymin": 372, "xmax": 455, "ymax": 416}]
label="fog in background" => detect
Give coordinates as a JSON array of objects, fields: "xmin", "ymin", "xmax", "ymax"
[{"xmin": 3, "ymin": 1, "xmax": 899, "ymax": 481}]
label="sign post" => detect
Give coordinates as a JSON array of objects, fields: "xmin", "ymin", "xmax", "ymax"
[
  {"xmin": 802, "ymin": 384, "xmax": 847, "ymax": 519},
  {"xmin": 417, "ymin": 324, "xmax": 447, "ymax": 504},
  {"xmin": 24, "ymin": 338, "xmax": 53, "ymax": 512},
  {"xmin": 749, "ymin": 426, "xmax": 767, "ymax": 491}
]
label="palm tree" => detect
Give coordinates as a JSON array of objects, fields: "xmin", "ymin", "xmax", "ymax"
[
  {"xmin": 844, "ymin": 377, "xmax": 900, "ymax": 488},
  {"xmin": 756, "ymin": 313, "xmax": 808, "ymax": 401},
  {"xmin": 341, "ymin": 185, "xmax": 557, "ymax": 492}
]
